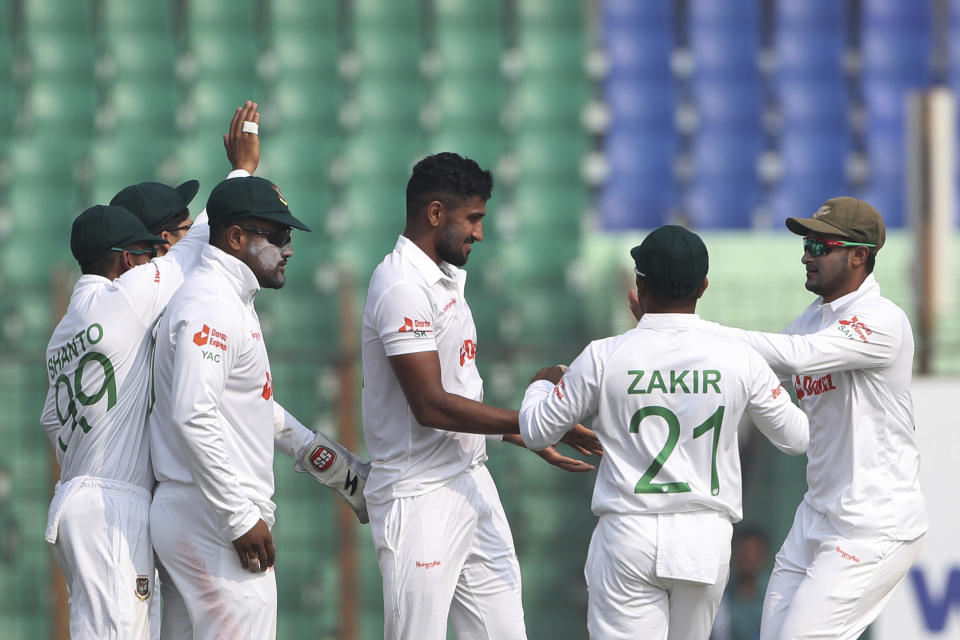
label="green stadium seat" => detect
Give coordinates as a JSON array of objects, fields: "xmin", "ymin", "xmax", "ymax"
[
  {"xmin": 496, "ymin": 236, "xmax": 581, "ymax": 287},
  {"xmin": 182, "ymin": 79, "xmax": 263, "ymax": 134},
  {"xmin": 186, "ymin": 0, "xmax": 256, "ymax": 34},
  {"xmin": 267, "ymin": 79, "xmax": 342, "ymax": 133},
  {"xmin": 270, "ymin": 30, "xmax": 340, "ymax": 78},
  {"xmin": 434, "ymin": 0, "xmax": 503, "ymax": 27},
  {"xmin": 261, "ymin": 133, "xmax": 340, "ymax": 187},
  {"xmin": 270, "ymin": 0, "xmax": 339, "ymax": 31},
  {"xmin": 511, "ymin": 131, "xmax": 589, "ymax": 182},
  {"xmin": 519, "ymin": 28, "xmax": 587, "ymax": 76},
  {"xmin": 340, "ymin": 184, "xmax": 405, "ymax": 238},
  {"xmin": 24, "ymin": 82, "xmax": 98, "ymax": 133},
  {"xmin": 350, "ymin": 79, "xmax": 424, "ymax": 131},
  {"xmin": 259, "ymin": 293, "xmax": 339, "ymax": 351},
  {"xmin": 353, "ymin": 0, "xmax": 421, "ymax": 28},
  {"xmin": 434, "ymin": 28, "xmax": 505, "ymax": 75},
  {"xmin": 0, "ymin": 239, "xmax": 65, "ymax": 288},
  {"xmin": 8, "ymin": 134, "xmax": 87, "ymax": 185},
  {"xmin": 88, "ymin": 136, "xmax": 173, "ymax": 204},
  {"xmin": 22, "ymin": 0, "xmax": 94, "ymax": 35},
  {"xmin": 26, "ymin": 34, "xmax": 96, "ymax": 81},
  {"xmin": 102, "ymin": 33, "xmax": 178, "ymax": 81},
  {"xmin": 188, "ymin": 32, "xmax": 260, "ymax": 82},
  {"xmin": 431, "ymin": 78, "xmax": 504, "ymax": 129},
  {"xmin": 172, "ymin": 137, "xmax": 234, "ymax": 201},
  {"xmin": 496, "ymin": 288, "xmax": 586, "ymax": 348},
  {"xmin": 510, "ymin": 183, "xmax": 588, "ymax": 235},
  {"xmin": 516, "ymin": 0, "xmax": 584, "ymax": 28},
  {"xmin": 102, "ymin": 0, "xmax": 174, "ymax": 33},
  {"xmin": 102, "ymin": 81, "xmax": 180, "ymax": 135},
  {"xmin": 6, "ymin": 184, "xmax": 80, "ymax": 237},
  {"xmin": 1, "ymin": 291, "xmax": 55, "ymax": 352},
  {"xmin": 354, "ymin": 30, "xmax": 422, "ymax": 77},
  {"xmin": 342, "ymin": 133, "xmax": 424, "ymax": 182},
  {"xmin": 510, "ymin": 78, "xmax": 590, "ymax": 129}
]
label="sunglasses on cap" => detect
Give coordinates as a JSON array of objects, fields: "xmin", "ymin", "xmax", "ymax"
[
  {"xmin": 238, "ymin": 225, "xmax": 293, "ymax": 247},
  {"xmin": 803, "ymin": 237, "xmax": 876, "ymax": 258},
  {"xmin": 111, "ymin": 246, "xmax": 160, "ymax": 258}
]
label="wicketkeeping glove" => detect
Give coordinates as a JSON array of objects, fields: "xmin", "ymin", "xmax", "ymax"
[{"xmin": 295, "ymin": 431, "xmax": 371, "ymax": 524}]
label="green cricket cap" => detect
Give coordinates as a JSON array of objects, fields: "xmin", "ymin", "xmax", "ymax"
[
  {"xmin": 110, "ymin": 180, "xmax": 200, "ymax": 233},
  {"xmin": 70, "ymin": 205, "xmax": 168, "ymax": 266},
  {"xmin": 630, "ymin": 225, "xmax": 709, "ymax": 297},
  {"xmin": 785, "ymin": 196, "xmax": 885, "ymax": 253},
  {"xmin": 206, "ymin": 177, "xmax": 311, "ymax": 231}
]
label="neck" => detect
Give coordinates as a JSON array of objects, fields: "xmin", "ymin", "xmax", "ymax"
[
  {"xmin": 822, "ymin": 273, "xmax": 868, "ymax": 303},
  {"xmin": 403, "ymin": 226, "xmax": 441, "ymax": 265}
]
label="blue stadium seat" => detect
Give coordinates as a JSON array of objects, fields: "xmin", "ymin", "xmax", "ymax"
[
  {"xmin": 604, "ymin": 128, "xmax": 675, "ymax": 187},
  {"xmin": 689, "ymin": 0, "xmax": 759, "ymax": 27},
  {"xmin": 864, "ymin": 129, "xmax": 903, "ymax": 181},
  {"xmin": 685, "ymin": 181, "xmax": 759, "ymax": 229},
  {"xmin": 693, "ymin": 79, "xmax": 763, "ymax": 128},
  {"xmin": 861, "ymin": 29, "xmax": 932, "ymax": 81},
  {"xmin": 778, "ymin": 130, "xmax": 851, "ymax": 181},
  {"xmin": 691, "ymin": 132, "xmax": 763, "ymax": 180},
  {"xmin": 605, "ymin": 26, "xmax": 673, "ymax": 79},
  {"xmin": 777, "ymin": 79, "xmax": 848, "ymax": 129},
  {"xmin": 691, "ymin": 27, "xmax": 760, "ymax": 78},
  {"xmin": 775, "ymin": 28, "xmax": 846, "ymax": 79},
  {"xmin": 605, "ymin": 75, "xmax": 674, "ymax": 128},
  {"xmin": 858, "ymin": 184, "xmax": 904, "ymax": 227},
  {"xmin": 861, "ymin": 0, "xmax": 931, "ymax": 29},
  {"xmin": 776, "ymin": 0, "xmax": 845, "ymax": 29},
  {"xmin": 598, "ymin": 181, "xmax": 672, "ymax": 230},
  {"xmin": 769, "ymin": 182, "xmax": 849, "ymax": 224},
  {"xmin": 862, "ymin": 80, "xmax": 911, "ymax": 126},
  {"xmin": 602, "ymin": 0, "xmax": 671, "ymax": 28}
]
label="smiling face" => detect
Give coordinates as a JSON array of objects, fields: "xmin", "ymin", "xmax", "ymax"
[
  {"xmin": 436, "ymin": 196, "xmax": 486, "ymax": 267},
  {"xmin": 241, "ymin": 219, "xmax": 293, "ymax": 289}
]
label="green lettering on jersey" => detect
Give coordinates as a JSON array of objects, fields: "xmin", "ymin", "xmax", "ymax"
[
  {"xmin": 647, "ymin": 370, "xmax": 667, "ymax": 393},
  {"xmin": 703, "ymin": 370, "xmax": 721, "ymax": 394},
  {"xmin": 669, "ymin": 369, "xmax": 690, "ymax": 393},
  {"xmin": 627, "ymin": 370, "xmax": 646, "ymax": 394}
]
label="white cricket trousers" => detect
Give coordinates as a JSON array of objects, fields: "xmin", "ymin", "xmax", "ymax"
[
  {"xmin": 368, "ymin": 464, "xmax": 527, "ymax": 640},
  {"xmin": 585, "ymin": 511, "xmax": 733, "ymax": 640},
  {"xmin": 150, "ymin": 482, "xmax": 277, "ymax": 640},
  {"xmin": 47, "ymin": 476, "xmax": 157, "ymax": 640},
  {"xmin": 760, "ymin": 501, "xmax": 924, "ymax": 640}
]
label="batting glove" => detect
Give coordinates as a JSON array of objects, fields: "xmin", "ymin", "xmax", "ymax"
[{"xmin": 295, "ymin": 431, "xmax": 371, "ymax": 524}]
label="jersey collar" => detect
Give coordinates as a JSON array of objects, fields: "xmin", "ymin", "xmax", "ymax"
[
  {"xmin": 824, "ymin": 273, "xmax": 880, "ymax": 313},
  {"xmin": 395, "ymin": 234, "xmax": 461, "ymax": 287},
  {"xmin": 636, "ymin": 313, "xmax": 702, "ymax": 329},
  {"xmin": 203, "ymin": 244, "xmax": 261, "ymax": 302}
]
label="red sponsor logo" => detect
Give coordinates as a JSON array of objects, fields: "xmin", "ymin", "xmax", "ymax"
[
  {"xmin": 835, "ymin": 546, "xmax": 860, "ymax": 563},
  {"xmin": 193, "ymin": 324, "xmax": 227, "ymax": 351},
  {"xmin": 309, "ymin": 445, "xmax": 336, "ymax": 472},
  {"xmin": 415, "ymin": 560, "xmax": 442, "ymax": 570},
  {"xmin": 251, "ymin": 331, "xmax": 261, "ymax": 341},
  {"xmin": 262, "ymin": 372, "xmax": 273, "ymax": 400},
  {"xmin": 398, "ymin": 317, "xmax": 432, "ymax": 337},
  {"xmin": 153, "ymin": 264, "xmax": 160, "ymax": 283},
  {"xmin": 771, "ymin": 385, "xmax": 783, "ymax": 400},
  {"xmin": 554, "ymin": 379, "xmax": 566, "ymax": 400},
  {"xmin": 794, "ymin": 374, "xmax": 837, "ymax": 400},
  {"xmin": 460, "ymin": 339, "xmax": 476, "ymax": 366},
  {"xmin": 838, "ymin": 316, "xmax": 872, "ymax": 343},
  {"xmin": 442, "ymin": 297, "xmax": 457, "ymax": 312}
]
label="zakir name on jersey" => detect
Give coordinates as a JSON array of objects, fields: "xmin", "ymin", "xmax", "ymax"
[
  {"xmin": 627, "ymin": 369, "xmax": 722, "ymax": 395},
  {"xmin": 47, "ymin": 322, "xmax": 104, "ymax": 380}
]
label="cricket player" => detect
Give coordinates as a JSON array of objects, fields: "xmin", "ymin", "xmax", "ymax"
[
  {"xmin": 713, "ymin": 198, "xmax": 928, "ymax": 639},
  {"xmin": 518, "ymin": 225, "xmax": 810, "ymax": 640},
  {"xmin": 361, "ymin": 152, "xmax": 601, "ymax": 639},
  {"xmin": 149, "ymin": 175, "xmax": 366, "ymax": 639},
  {"xmin": 111, "ymin": 180, "xmax": 199, "ymax": 256}
]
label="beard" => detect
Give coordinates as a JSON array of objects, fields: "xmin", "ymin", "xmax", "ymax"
[{"xmin": 436, "ymin": 223, "xmax": 469, "ymax": 267}]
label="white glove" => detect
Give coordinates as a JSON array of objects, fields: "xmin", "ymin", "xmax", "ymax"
[{"xmin": 295, "ymin": 431, "xmax": 371, "ymax": 524}]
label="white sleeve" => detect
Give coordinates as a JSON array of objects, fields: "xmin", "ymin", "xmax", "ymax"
[
  {"xmin": 40, "ymin": 386, "xmax": 61, "ymax": 457},
  {"xmin": 707, "ymin": 311, "xmax": 900, "ymax": 376},
  {"xmin": 374, "ymin": 281, "xmax": 437, "ymax": 356},
  {"xmin": 168, "ymin": 305, "xmax": 261, "ymax": 540},
  {"xmin": 743, "ymin": 349, "xmax": 809, "ymax": 455},
  {"xmin": 272, "ymin": 401, "xmax": 315, "ymax": 459},
  {"xmin": 519, "ymin": 342, "xmax": 605, "ymax": 450}
]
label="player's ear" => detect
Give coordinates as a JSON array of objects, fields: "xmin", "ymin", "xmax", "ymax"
[
  {"xmin": 697, "ymin": 277, "xmax": 708, "ymax": 299},
  {"xmin": 849, "ymin": 246, "xmax": 869, "ymax": 269},
  {"xmin": 426, "ymin": 200, "xmax": 444, "ymax": 228},
  {"xmin": 225, "ymin": 224, "xmax": 246, "ymax": 252}
]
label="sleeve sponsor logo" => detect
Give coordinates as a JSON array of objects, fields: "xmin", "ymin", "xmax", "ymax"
[
  {"xmin": 837, "ymin": 315, "xmax": 872, "ymax": 343},
  {"xmin": 193, "ymin": 324, "xmax": 227, "ymax": 351},
  {"xmin": 771, "ymin": 385, "xmax": 783, "ymax": 399},
  {"xmin": 309, "ymin": 445, "xmax": 336, "ymax": 472},
  {"xmin": 553, "ymin": 379, "xmax": 566, "ymax": 400},
  {"xmin": 442, "ymin": 297, "xmax": 457, "ymax": 312},
  {"xmin": 398, "ymin": 317, "xmax": 433, "ymax": 338},
  {"xmin": 459, "ymin": 339, "xmax": 476, "ymax": 366},
  {"xmin": 262, "ymin": 372, "xmax": 273, "ymax": 400},
  {"xmin": 415, "ymin": 560, "xmax": 442, "ymax": 569},
  {"xmin": 794, "ymin": 374, "xmax": 837, "ymax": 400}
]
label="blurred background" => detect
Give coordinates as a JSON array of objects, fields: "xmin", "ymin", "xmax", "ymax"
[{"xmin": 0, "ymin": 0, "xmax": 959, "ymax": 638}]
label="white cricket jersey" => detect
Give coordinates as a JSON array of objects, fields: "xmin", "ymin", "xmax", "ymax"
[
  {"xmin": 716, "ymin": 274, "xmax": 928, "ymax": 540},
  {"xmin": 150, "ymin": 244, "xmax": 277, "ymax": 541},
  {"xmin": 361, "ymin": 235, "xmax": 487, "ymax": 505},
  {"xmin": 520, "ymin": 314, "xmax": 809, "ymax": 523},
  {"xmin": 40, "ymin": 212, "xmax": 211, "ymax": 490}
]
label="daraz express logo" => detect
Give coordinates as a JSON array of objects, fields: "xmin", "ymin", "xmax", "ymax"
[
  {"xmin": 193, "ymin": 324, "xmax": 227, "ymax": 351},
  {"xmin": 398, "ymin": 317, "xmax": 432, "ymax": 338},
  {"xmin": 838, "ymin": 316, "xmax": 872, "ymax": 343}
]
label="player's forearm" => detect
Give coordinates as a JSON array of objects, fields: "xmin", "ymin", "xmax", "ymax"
[
  {"xmin": 272, "ymin": 402, "xmax": 315, "ymax": 459},
  {"xmin": 410, "ymin": 390, "xmax": 519, "ymax": 435},
  {"xmin": 750, "ymin": 400, "xmax": 809, "ymax": 455},
  {"xmin": 518, "ymin": 380, "xmax": 577, "ymax": 450}
]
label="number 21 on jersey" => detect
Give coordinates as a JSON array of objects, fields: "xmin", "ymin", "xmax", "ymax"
[{"xmin": 629, "ymin": 405, "xmax": 724, "ymax": 496}]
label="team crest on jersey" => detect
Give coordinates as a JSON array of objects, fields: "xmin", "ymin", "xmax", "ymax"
[
  {"xmin": 309, "ymin": 445, "xmax": 336, "ymax": 472},
  {"xmin": 398, "ymin": 317, "xmax": 433, "ymax": 338},
  {"xmin": 837, "ymin": 316, "xmax": 872, "ymax": 343},
  {"xmin": 135, "ymin": 575, "xmax": 150, "ymax": 601}
]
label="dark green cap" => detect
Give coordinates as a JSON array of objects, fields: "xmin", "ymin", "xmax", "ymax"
[
  {"xmin": 206, "ymin": 177, "xmax": 311, "ymax": 231},
  {"xmin": 70, "ymin": 205, "xmax": 168, "ymax": 266},
  {"xmin": 110, "ymin": 180, "xmax": 200, "ymax": 233},
  {"xmin": 785, "ymin": 196, "xmax": 885, "ymax": 253},
  {"xmin": 630, "ymin": 225, "xmax": 709, "ymax": 297}
]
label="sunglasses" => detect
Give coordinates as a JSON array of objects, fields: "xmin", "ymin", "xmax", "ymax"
[
  {"xmin": 168, "ymin": 223, "xmax": 192, "ymax": 233},
  {"xmin": 111, "ymin": 246, "xmax": 160, "ymax": 257},
  {"xmin": 238, "ymin": 225, "xmax": 292, "ymax": 247},
  {"xmin": 803, "ymin": 237, "xmax": 875, "ymax": 258}
]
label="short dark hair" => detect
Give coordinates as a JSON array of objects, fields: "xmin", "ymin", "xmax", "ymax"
[
  {"xmin": 865, "ymin": 252, "xmax": 875, "ymax": 274},
  {"xmin": 405, "ymin": 152, "xmax": 493, "ymax": 219},
  {"xmin": 153, "ymin": 208, "xmax": 190, "ymax": 235},
  {"xmin": 80, "ymin": 251, "xmax": 122, "ymax": 276}
]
